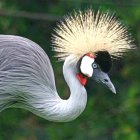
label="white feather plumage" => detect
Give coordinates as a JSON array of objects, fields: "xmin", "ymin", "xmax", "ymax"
[{"xmin": 52, "ymin": 9, "xmax": 134, "ymax": 61}]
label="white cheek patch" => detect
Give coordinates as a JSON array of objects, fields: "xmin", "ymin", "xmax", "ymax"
[{"xmin": 80, "ymin": 56, "xmax": 95, "ymax": 77}]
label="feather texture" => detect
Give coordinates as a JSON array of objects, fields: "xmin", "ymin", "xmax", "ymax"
[
  {"xmin": 52, "ymin": 9, "xmax": 134, "ymax": 61},
  {"xmin": 0, "ymin": 35, "xmax": 57, "ymax": 110},
  {"xmin": 0, "ymin": 35, "xmax": 87, "ymax": 122}
]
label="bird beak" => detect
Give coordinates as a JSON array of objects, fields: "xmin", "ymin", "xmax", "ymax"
[{"xmin": 92, "ymin": 69, "xmax": 116, "ymax": 94}]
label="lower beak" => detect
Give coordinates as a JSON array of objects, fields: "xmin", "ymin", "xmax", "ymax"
[
  {"xmin": 92, "ymin": 70, "xmax": 116, "ymax": 94},
  {"xmin": 104, "ymin": 77, "xmax": 116, "ymax": 94}
]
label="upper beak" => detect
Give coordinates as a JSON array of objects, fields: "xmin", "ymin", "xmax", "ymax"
[{"xmin": 92, "ymin": 69, "xmax": 116, "ymax": 94}]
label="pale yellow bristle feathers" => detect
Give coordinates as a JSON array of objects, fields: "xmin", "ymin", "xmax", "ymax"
[{"xmin": 52, "ymin": 9, "xmax": 134, "ymax": 61}]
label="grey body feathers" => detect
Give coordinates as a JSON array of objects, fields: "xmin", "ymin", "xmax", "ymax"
[
  {"xmin": 0, "ymin": 35, "xmax": 57, "ymax": 111},
  {"xmin": 0, "ymin": 35, "xmax": 87, "ymax": 122}
]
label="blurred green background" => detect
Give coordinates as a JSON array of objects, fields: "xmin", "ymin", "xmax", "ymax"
[{"xmin": 0, "ymin": 0, "xmax": 140, "ymax": 140}]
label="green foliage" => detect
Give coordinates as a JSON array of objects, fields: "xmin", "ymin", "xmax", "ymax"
[{"xmin": 0, "ymin": 0, "xmax": 140, "ymax": 139}]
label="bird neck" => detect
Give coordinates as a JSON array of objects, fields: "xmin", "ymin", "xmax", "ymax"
[
  {"xmin": 62, "ymin": 55, "xmax": 87, "ymax": 121},
  {"xmin": 43, "ymin": 55, "xmax": 87, "ymax": 122},
  {"xmin": 23, "ymin": 55, "xmax": 87, "ymax": 122}
]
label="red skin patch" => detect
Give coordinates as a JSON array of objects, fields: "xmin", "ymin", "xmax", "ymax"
[
  {"xmin": 85, "ymin": 52, "xmax": 96, "ymax": 59},
  {"xmin": 76, "ymin": 73, "xmax": 87, "ymax": 86}
]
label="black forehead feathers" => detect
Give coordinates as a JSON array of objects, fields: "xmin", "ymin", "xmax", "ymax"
[{"xmin": 95, "ymin": 51, "xmax": 112, "ymax": 73}]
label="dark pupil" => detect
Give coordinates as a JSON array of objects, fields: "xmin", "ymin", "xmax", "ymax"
[{"xmin": 92, "ymin": 63, "xmax": 97, "ymax": 68}]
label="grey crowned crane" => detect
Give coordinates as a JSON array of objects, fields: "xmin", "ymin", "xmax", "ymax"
[{"xmin": 0, "ymin": 10, "xmax": 134, "ymax": 122}]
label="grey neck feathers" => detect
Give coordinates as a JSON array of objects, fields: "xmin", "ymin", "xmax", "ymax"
[{"xmin": 30, "ymin": 55, "xmax": 87, "ymax": 122}]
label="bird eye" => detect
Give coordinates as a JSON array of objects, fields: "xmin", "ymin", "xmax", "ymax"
[{"xmin": 92, "ymin": 63, "xmax": 97, "ymax": 69}]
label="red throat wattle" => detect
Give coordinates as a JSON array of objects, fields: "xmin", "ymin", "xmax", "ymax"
[{"xmin": 76, "ymin": 73, "xmax": 87, "ymax": 86}]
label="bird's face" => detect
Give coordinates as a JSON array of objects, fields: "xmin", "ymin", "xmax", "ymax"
[
  {"xmin": 91, "ymin": 61, "xmax": 116, "ymax": 93},
  {"xmin": 78, "ymin": 52, "xmax": 116, "ymax": 94}
]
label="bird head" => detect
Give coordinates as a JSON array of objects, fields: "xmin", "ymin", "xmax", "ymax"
[
  {"xmin": 52, "ymin": 9, "xmax": 134, "ymax": 93},
  {"xmin": 77, "ymin": 52, "xmax": 116, "ymax": 93}
]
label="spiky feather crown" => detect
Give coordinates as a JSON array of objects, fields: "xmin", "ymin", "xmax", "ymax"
[{"xmin": 52, "ymin": 9, "xmax": 134, "ymax": 61}]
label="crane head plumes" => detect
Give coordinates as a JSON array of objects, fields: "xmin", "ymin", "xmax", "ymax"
[
  {"xmin": 52, "ymin": 9, "xmax": 134, "ymax": 62},
  {"xmin": 52, "ymin": 9, "xmax": 134, "ymax": 93}
]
